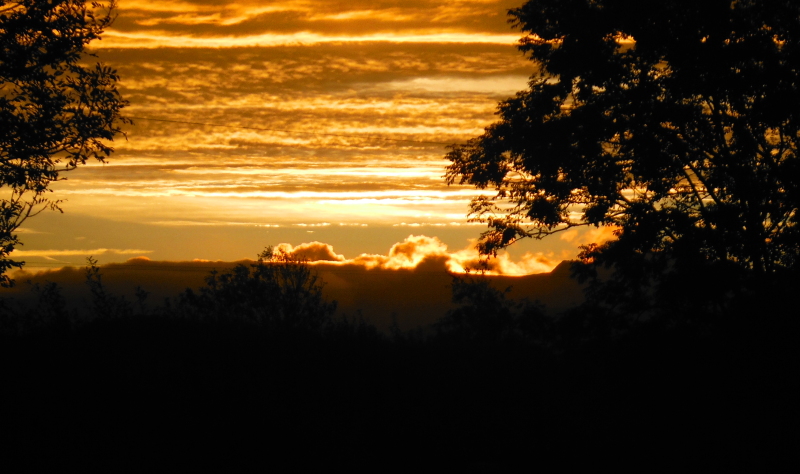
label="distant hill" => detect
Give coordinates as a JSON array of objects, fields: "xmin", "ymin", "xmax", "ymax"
[{"xmin": 3, "ymin": 259, "xmax": 585, "ymax": 332}]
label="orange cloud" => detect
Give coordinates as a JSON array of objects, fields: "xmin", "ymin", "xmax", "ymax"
[
  {"xmin": 290, "ymin": 235, "xmax": 560, "ymax": 275},
  {"xmin": 98, "ymin": 31, "xmax": 520, "ymax": 49},
  {"xmin": 105, "ymin": 0, "xmax": 524, "ymax": 48},
  {"xmin": 446, "ymin": 247, "xmax": 560, "ymax": 275},
  {"xmin": 6, "ymin": 240, "xmax": 583, "ymax": 333},
  {"xmin": 275, "ymin": 242, "xmax": 345, "ymax": 262},
  {"xmin": 383, "ymin": 235, "xmax": 450, "ymax": 269},
  {"xmin": 11, "ymin": 248, "xmax": 153, "ymax": 258},
  {"xmin": 559, "ymin": 225, "xmax": 620, "ymax": 246}
]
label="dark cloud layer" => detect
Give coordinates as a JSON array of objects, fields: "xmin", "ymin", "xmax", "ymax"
[{"xmin": 6, "ymin": 238, "xmax": 583, "ymax": 332}]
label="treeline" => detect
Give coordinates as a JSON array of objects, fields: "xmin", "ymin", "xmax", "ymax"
[{"xmin": 1, "ymin": 253, "xmax": 797, "ymax": 470}]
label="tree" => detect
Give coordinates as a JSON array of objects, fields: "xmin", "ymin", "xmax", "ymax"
[
  {"xmin": 1, "ymin": 0, "xmax": 127, "ymax": 286},
  {"xmin": 446, "ymin": 0, "xmax": 800, "ymax": 280},
  {"xmin": 435, "ymin": 269, "xmax": 551, "ymax": 345},
  {"xmin": 177, "ymin": 247, "xmax": 337, "ymax": 332}
]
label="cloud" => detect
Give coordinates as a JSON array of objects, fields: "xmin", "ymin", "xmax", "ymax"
[
  {"xmin": 65, "ymin": 40, "xmax": 534, "ymax": 233},
  {"xmin": 289, "ymin": 234, "xmax": 561, "ymax": 275},
  {"xmin": 6, "ymin": 236, "xmax": 582, "ymax": 333},
  {"xmin": 99, "ymin": 30, "xmax": 519, "ymax": 49},
  {"xmin": 8, "ymin": 236, "xmax": 553, "ymax": 276},
  {"xmin": 380, "ymin": 76, "xmax": 528, "ymax": 94},
  {"xmin": 446, "ymin": 247, "xmax": 561, "ymax": 275},
  {"xmin": 275, "ymin": 242, "xmax": 345, "ymax": 262},
  {"xmin": 559, "ymin": 226, "xmax": 620, "ymax": 246},
  {"xmin": 11, "ymin": 248, "xmax": 153, "ymax": 258},
  {"xmin": 384, "ymin": 234, "xmax": 449, "ymax": 269},
  {"xmin": 105, "ymin": 0, "xmax": 525, "ymax": 47}
]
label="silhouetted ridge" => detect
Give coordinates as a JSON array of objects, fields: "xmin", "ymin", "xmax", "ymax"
[
  {"xmin": 1, "ymin": 256, "xmax": 796, "ymax": 470},
  {"xmin": 549, "ymin": 260, "xmax": 574, "ymax": 276}
]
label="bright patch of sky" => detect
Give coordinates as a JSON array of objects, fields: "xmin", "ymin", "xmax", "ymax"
[{"xmin": 13, "ymin": 1, "xmax": 597, "ymax": 272}]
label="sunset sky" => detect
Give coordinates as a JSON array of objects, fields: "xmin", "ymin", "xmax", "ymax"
[{"xmin": 12, "ymin": 0, "xmax": 612, "ymax": 275}]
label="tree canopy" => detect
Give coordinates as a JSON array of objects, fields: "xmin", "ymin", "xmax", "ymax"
[
  {"xmin": 0, "ymin": 0, "xmax": 127, "ymax": 286},
  {"xmin": 446, "ymin": 0, "xmax": 800, "ymax": 277},
  {"xmin": 177, "ymin": 247, "xmax": 337, "ymax": 332}
]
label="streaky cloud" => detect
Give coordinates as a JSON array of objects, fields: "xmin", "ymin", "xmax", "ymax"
[
  {"xmin": 98, "ymin": 31, "xmax": 520, "ymax": 49},
  {"xmin": 11, "ymin": 248, "xmax": 154, "ymax": 257}
]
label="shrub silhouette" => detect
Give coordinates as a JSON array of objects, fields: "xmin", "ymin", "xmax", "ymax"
[
  {"xmin": 84, "ymin": 256, "xmax": 132, "ymax": 320},
  {"xmin": 177, "ymin": 246, "xmax": 337, "ymax": 332},
  {"xmin": 27, "ymin": 280, "xmax": 72, "ymax": 332},
  {"xmin": 435, "ymin": 269, "xmax": 552, "ymax": 345},
  {"xmin": 1, "ymin": 279, "xmax": 73, "ymax": 336}
]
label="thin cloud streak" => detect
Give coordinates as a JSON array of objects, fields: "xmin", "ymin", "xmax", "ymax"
[
  {"xmin": 99, "ymin": 31, "xmax": 520, "ymax": 48},
  {"xmin": 109, "ymin": 0, "xmax": 522, "ymax": 39},
  {"xmin": 57, "ymin": 188, "xmax": 489, "ymax": 200},
  {"xmin": 12, "ymin": 248, "xmax": 153, "ymax": 258}
]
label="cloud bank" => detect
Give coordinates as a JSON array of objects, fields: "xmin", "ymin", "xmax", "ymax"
[
  {"xmin": 274, "ymin": 234, "xmax": 560, "ymax": 275},
  {"xmin": 103, "ymin": 0, "xmax": 524, "ymax": 48},
  {"xmin": 5, "ymin": 235, "xmax": 585, "ymax": 332}
]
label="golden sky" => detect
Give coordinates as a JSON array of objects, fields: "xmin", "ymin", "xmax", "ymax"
[{"xmin": 12, "ymin": 0, "xmax": 609, "ymax": 274}]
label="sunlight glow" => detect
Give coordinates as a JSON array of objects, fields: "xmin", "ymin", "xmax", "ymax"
[
  {"xmin": 98, "ymin": 30, "xmax": 520, "ymax": 49},
  {"xmin": 10, "ymin": 1, "xmax": 583, "ymax": 273}
]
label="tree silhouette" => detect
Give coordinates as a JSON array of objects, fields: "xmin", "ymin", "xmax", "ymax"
[
  {"xmin": 446, "ymin": 0, "xmax": 800, "ymax": 283},
  {"xmin": 177, "ymin": 247, "xmax": 337, "ymax": 332},
  {"xmin": 0, "ymin": 0, "xmax": 128, "ymax": 286},
  {"xmin": 84, "ymin": 255, "xmax": 131, "ymax": 319},
  {"xmin": 435, "ymin": 269, "xmax": 551, "ymax": 345}
]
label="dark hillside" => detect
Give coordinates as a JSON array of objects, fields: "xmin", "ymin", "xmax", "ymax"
[{"xmin": 2, "ymin": 286, "xmax": 797, "ymax": 470}]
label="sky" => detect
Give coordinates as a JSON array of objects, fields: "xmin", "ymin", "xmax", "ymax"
[{"xmin": 11, "ymin": 0, "xmax": 614, "ymax": 276}]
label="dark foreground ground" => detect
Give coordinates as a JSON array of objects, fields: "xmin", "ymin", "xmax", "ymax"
[{"xmin": 2, "ymin": 308, "xmax": 797, "ymax": 472}]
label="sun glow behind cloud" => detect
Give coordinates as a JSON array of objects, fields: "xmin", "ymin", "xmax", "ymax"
[{"xmin": 276, "ymin": 235, "xmax": 561, "ymax": 275}]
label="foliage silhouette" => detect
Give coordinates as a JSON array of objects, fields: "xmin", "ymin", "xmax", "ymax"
[
  {"xmin": 446, "ymin": 0, "xmax": 800, "ymax": 308},
  {"xmin": 84, "ymin": 255, "xmax": 131, "ymax": 319},
  {"xmin": 177, "ymin": 246, "xmax": 337, "ymax": 332},
  {"xmin": 0, "ymin": 0, "xmax": 128, "ymax": 286},
  {"xmin": 27, "ymin": 279, "xmax": 70, "ymax": 330},
  {"xmin": 0, "ymin": 277, "xmax": 73, "ymax": 335},
  {"xmin": 0, "ymin": 254, "xmax": 795, "ymax": 470},
  {"xmin": 435, "ymin": 267, "xmax": 552, "ymax": 345}
]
